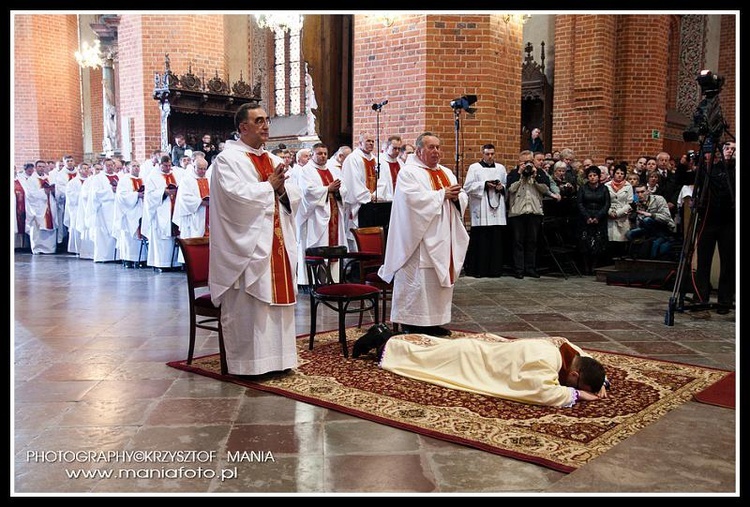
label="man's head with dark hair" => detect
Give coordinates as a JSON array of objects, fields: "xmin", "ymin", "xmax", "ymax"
[
  {"xmin": 234, "ymin": 103, "xmax": 263, "ymax": 130},
  {"xmin": 577, "ymin": 356, "xmax": 606, "ymax": 393}
]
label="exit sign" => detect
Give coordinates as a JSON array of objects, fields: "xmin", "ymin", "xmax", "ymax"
[{"xmin": 651, "ymin": 130, "xmax": 660, "ymax": 139}]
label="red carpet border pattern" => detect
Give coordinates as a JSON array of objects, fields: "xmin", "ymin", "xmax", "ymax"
[{"xmin": 168, "ymin": 329, "xmax": 730, "ymax": 473}]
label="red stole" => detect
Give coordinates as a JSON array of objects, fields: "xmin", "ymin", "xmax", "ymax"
[
  {"xmin": 67, "ymin": 171, "xmax": 76, "ymax": 181},
  {"xmin": 162, "ymin": 172, "xmax": 177, "ymax": 217},
  {"xmin": 130, "ymin": 177, "xmax": 144, "ymax": 239},
  {"xmin": 246, "ymin": 152, "xmax": 295, "ymax": 304},
  {"xmin": 388, "ymin": 160, "xmax": 400, "ymax": 189},
  {"xmin": 197, "ymin": 178, "xmax": 210, "ymax": 237},
  {"xmin": 14, "ymin": 179, "xmax": 26, "ymax": 233},
  {"xmin": 38, "ymin": 176, "xmax": 54, "ymax": 229},
  {"xmin": 363, "ymin": 156, "xmax": 377, "ymax": 193},
  {"xmin": 423, "ymin": 167, "xmax": 455, "ymax": 284},
  {"xmin": 316, "ymin": 167, "xmax": 339, "ymax": 247}
]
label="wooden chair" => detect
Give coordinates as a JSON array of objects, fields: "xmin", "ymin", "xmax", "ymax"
[
  {"xmin": 350, "ymin": 226, "xmax": 396, "ymax": 330},
  {"xmin": 176, "ymin": 237, "xmax": 227, "ymax": 374},
  {"xmin": 305, "ymin": 247, "xmax": 380, "ymax": 358}
]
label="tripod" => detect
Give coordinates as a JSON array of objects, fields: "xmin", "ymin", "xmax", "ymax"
[{"xmin": 664, "ymin": 131, "xmax": 734, "ymax": 325}]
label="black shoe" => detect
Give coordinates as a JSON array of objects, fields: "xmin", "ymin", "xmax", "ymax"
[
  {"xmin": 403, "ymin": 325, "xmax": 430, "ymax": 334},
  {"xmin": 427, "ymin": 326, "xmax": 452, "ymax": 337},
  {"xmin": 513, "ymin": 272, "xmax": 524, "ymax": 279},
  {"xmin": 525, "ymin": 270, "xmax": 541, "ymax": 278},
  {"xmin": 716, "ymin": 306, "xmax": 731, "ymax": 315}
]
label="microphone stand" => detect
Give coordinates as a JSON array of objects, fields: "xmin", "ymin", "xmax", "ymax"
[
  {"xmin": 454, "ymin": 108, "xmax": 461, "ymax": 184},
  {"xmin": 371, "ymin": 100, "xmax": 387, "ymax": 201},
  {"xmin": 375, "ymin": 105, "xmax": 381, "ymax": 202}
]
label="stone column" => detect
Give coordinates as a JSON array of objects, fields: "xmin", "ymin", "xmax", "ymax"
[{"xmin": 102, "ymin": 51, "xmax": 118, "ymax": 155}]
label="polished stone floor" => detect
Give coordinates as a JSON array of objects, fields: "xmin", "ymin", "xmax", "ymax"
[{"xmin": 12, "ymin": 251, "xmax": 737, "ymax": 496}]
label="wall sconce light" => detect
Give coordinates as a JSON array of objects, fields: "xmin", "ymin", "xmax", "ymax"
[{"xmin": 74, "ymin": 39, "xmax": 103, "ymax": 69}]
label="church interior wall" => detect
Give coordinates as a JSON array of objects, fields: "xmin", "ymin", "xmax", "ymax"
[{"xmin": 11, "ymin": 12, "xmax": 736, "ymax": 174}]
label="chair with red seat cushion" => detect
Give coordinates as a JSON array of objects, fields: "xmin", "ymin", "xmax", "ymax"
[
  {"xmin": 177, "ymin": 237, "xmax": 227, "ymax": 374},
  {"xmin": 350, "ymin": 226, "xmax": 396, "ymax": 330},
  {"xmin": 305, "ymin": 251, "xmax": 380, "ymax": 358}
]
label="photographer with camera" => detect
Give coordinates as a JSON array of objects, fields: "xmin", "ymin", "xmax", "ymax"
[
  {"xmin": 506, "ymin": 150, "xmax": 551, "ymax": 278},
  {"xmin": 462, "ymin": 143, "xmax": 508, "ymax": 278},
  {"xmin": 625, "ymin": 183, "xmax": 676, "ymax": 260}
]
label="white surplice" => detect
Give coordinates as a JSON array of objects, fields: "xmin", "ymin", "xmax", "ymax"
[
  {"xmin": 23, "ymin": 172, "xmax": 57, "ymax": 254},
  {"xmin": 87, "ymin": 170, "xmax": 120, "ymax": 262},
  {"xmin": 142, "ymin": 167, "xmax": 182, "ymax": 268},
  {"xmin": 114, "ymin": 173, "xmax": 146, "ymax": 263},
  {"xmin": 463, "ymin": 161, "xmax": 507, "ymax": 226}
]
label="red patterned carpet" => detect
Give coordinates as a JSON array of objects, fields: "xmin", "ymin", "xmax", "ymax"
[
  {"xmin": 693, "ymin": 371, "xmax": 735, "ymax": 409},
  {"xmin": 168, "ymin": 329, "xmax": 730, "ymax": 473}
]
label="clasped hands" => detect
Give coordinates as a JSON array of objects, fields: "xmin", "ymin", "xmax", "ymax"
[
  {"xmin": 268, "ymin": 163, "xmax": 288, "ymax": 196},
  {"xmin": 444, "ymin": 184, "xmax": 462, "ymax": 201},
  {"xmin": 485, "ymin": 180, "xmax": 503, "ymax": 192}
]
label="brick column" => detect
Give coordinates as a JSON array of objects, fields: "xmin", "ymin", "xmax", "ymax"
[
  {"xmin": 553, "ymin": 15, "xmax": 670, "ymax": 162},
  {"xmin": 352, "ymin": 14, "xmax": 523, "ymax": 179},
  {"xmin": 13, "ymin": 14, "xmax": 83, "ymax": 168}
]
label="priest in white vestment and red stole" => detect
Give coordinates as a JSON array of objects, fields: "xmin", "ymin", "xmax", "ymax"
[
  {"xmin": 87, "ymin": 158, "xmax": 120, "ymax": 262},
  {"xmin": 209, "ymin": 104, "xmax": 301, "ymax": 376},
  {"xmin": 114, "ymin": 160, "xmax": 147, "ymax": 267},
  {"xmin": 173, "ymin": 157, "xmax": 211, "ymax": 264},
  {"xmin": 143, "ymin": 155, "xmax": 182, "ymax": 269},
  {"xmin": 341, "ymin": 132, "xmax": 381, "ymax": 251},
  {"xmin": 378, "ymin": 132, "xmax": 469, "ymax": 337},
  {"xmin": 23, "ymin": 160, "xmax": 58, "ymax": 254},
  {"xmin": 296, "ymin": 142, "xmax": 349, "ymax": 285},
  {"xmin": 375, "ymin": 134, "xmax": 403, "ymax": 202}
]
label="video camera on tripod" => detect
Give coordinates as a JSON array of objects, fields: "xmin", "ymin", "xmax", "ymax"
[
  {"xmin": 682, "ymin": 70, "xmax": 728, "ymax": 143},
  {"xmin": 665, "ymin": 69, "xmax": 733, "ymax": 326}
]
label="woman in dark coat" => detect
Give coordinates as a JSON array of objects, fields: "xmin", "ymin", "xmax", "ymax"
[{"xmin": 577, "ymin": 166, "xmax": 611, "ymax": 275}]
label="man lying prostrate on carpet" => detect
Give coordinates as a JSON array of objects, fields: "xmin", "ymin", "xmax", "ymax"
[{"xmin": 353, "ymin": 331, "xmax": 608, "ymax": 407}]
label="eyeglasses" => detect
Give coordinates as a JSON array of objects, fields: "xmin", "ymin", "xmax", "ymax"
[{"xmin": 243, "ymin": 117, "xmax": 272, "ymax": 127}]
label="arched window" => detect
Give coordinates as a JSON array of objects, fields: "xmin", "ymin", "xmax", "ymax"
[{"xmin": 273, "ymin": 26, "xmax": 303, "ymax": 117}]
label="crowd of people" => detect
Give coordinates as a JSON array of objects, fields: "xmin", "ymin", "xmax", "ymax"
[{"xmin": 13, "ymin": 111, "xmax": 735, "ymax": 402}]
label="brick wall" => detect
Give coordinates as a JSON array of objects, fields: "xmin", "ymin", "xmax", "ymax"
[
  {"xmin": 554, "ymin": 15, "xmax": 670, "ymax": 163},
  {"xmin": 718, "ymin": 14, "xmax": 736, "ymax": 140},
  {"xmin": 13, "ymin": 14, "xmax": 83, "ymax": 168},
  {"xmin": 118, "ymin": 14, "xmax": 228, "ymax": 163},
  {"xmin": 352, "ymin": 14, "xmax": 523, "ymax": 177}
]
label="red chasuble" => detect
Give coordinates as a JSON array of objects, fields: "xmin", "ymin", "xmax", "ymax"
[{"xmin": 246, "ymin": 152, "xmax": 296, "ymax": 304}]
